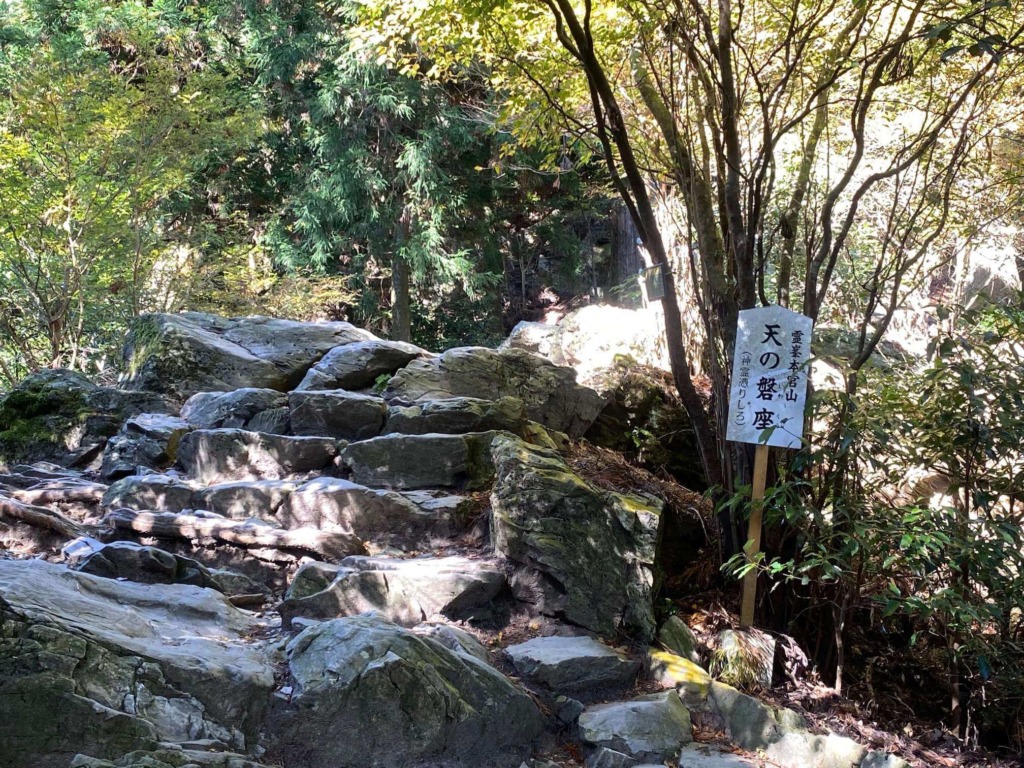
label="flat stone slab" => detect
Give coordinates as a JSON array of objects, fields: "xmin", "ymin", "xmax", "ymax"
[
  {"xmin": 295, "ymin": 339, "xmax": 429, "ymax": 391},
  {"xmin": 287, "ymin": 390, "xmax": 387, "ymax": 440},
  {"xmin": 340, "ymin": 432, "xmax": 497, "ymax": 490},
  {"xmin": 102, "ymin": 474, "xmax": 195, "ymax": 512},
  {"xmin": 279, "ymin": 476, "xmax": 453, "ymax": 548},
  {"xmin": 505, "ymin": 635, "xmax": 640, "ymax": 694},
  {"xmin": 279, "ymin": 554, "xmax": 506, "ymax": 628},
  {"xmin": 383, "ymin": 396, "xmax": 526, "ymax": 436},
  {"xmin": 180, "ymin": 388, "xmax": 289, "ymax": 432},
  {"xmin": 177, "ymin": 429, "xmax": 338, "ymax": 484},
  {"xmin": 579, "ymin": 691, "xmax": 692, "ymax": 762},
  {"xmin": 193, "ymin": 479, "xmax": 298, "ymax": 519}
]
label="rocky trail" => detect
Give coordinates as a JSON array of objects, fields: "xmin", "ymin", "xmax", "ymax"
[{"xmin": 0, "ymin": 312, "xmax": 914, "ymax": 768}]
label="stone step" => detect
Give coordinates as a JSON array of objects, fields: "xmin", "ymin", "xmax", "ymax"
[
  {"xmin": 579, "ymin": 691, "xmax": 692, "ymax": 764},
  {"xmin": 505, "ymin": 635, "xmax": 641, "ymax": 697},
  {"xmin": 340, "ymin": 431, "xmax": 498, "ymax": 490},
  {"xmin": 177, "ymin": 429, "xmax": 339, "ymax": 484},
  {"xmin": 279, "ymin": 554, "xmax": 507, "ymax": 628},
  {"xmin": 103, "ymin": 475, "xmax": 472, "ymax": 552}
]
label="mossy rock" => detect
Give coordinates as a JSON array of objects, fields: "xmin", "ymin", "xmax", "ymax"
[{"xmin": 0, "ymin": 370, "xmax": 172, "ymax": 467}]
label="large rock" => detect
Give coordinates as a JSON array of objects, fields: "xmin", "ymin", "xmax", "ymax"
[
  {"xmin": 384, "ymin": 396, "xmax": 527, "ymax": 436},
  {"xmin": 279, "ymin": 476, "xmax": 454, "ymax": 547},
  {"xmin": 100, "ymin": 414, "xmax": 193, "ymax": 481},
  {"xmin": 279, "ymin": 555, "xmax": 506, "ymax": 628},
  {"xmin": 578, "ymin": 691, "xmax": 692, "ymax": 763},
  {"xmin": 266, "ymin": 615, "xmax": 543, "ymax": 767},
  {"xmin": 490, "ymin": 435, "xmax": 662, "ymax": 640},
  {"xmin": 505, "ymin": 635, "xmax": 640, "ymax": 695},
  {"xmin": 383, "ymin": 346, "xmax": 605, "ymax": 437},
  {"xmin": 102, "ymin": 474, "xmax": 195, "ymax": 513},
  {"xmin": 180, "ymin": 388, "xmax": 290, "ymax": 434},
  {"xmin": 287, "ymin": 390, "xmax": 387, "ymax": 440},
  {"xmin": 341, "ymin": 432, "xmax": 498, "ymax": 490},
  {"xmin": 0, "ymin": 370, "xmax": 173, "ymax": 467},
  {"xmin": 121, "ymin": 313, "xmax": 375, "ymax": 401},
  {"xmin": 66, "ymin": 539, "xmax": 264, "ymax": 597},
  {"xmin": 193, "ymin": 479, "xmax": 297, "ymax": 520},
  {"xmin": 0, "ymin": 560, "xmax": 274, "ymax": 767},
  {"xmin": 296, "ymin": 339, "xmax": 429, "ymax": 391},
  {"xmin": 177, "ymin": 429, "xmax": 338, "ymax": 484},
  {"xmin": 707, "ymin": 681, "xmax": 869, "ymax": 768}
]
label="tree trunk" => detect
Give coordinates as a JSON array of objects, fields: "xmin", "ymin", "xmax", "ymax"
[
  {"xmin": 611, "ymin": 202, "xmax": 642, "ymax": 291},
  {"xmin": 391, "ymin": 206, "xmax": 413, "ymax": 343}
]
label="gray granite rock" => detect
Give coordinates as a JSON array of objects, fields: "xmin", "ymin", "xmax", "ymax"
[
  {"xmin": 383, "ymin": 346, "xmax": 605, "ymax": 437},
  {"xmin": 491, "ymin": 435, "xmax": 662, "ymax": 640},
  {"xmin": 0, "ymin": 560, "xmax": 274, "ymax": 767},
  {"xmin": 287, "ymin": 390, "xmax": 387, "ymax": 440},
  {"xmin": 102, "ymin": 474, "xmax": 195, "ymax": 512},
  {"xmin": 122, "ymin": 312, "xmax": 375, "ymax": 401},
  {"xmin": 177, "ymin": 429, "xmax": 338, "ymax": 483},
  {"xmin": 341, "ymin": 431, "xmax": 498, "ymax": 490},
  {"xmin": 279, "ymin": 555, "xmax": 506, "ymax": 628},
  {"xmin": 578, "ymin": 691, "xmax": 692, "ymax": 762},
  {"xmin": 180, "ymin": 388, "xmax": 289, "ymax": 433},
  {"xmin": 266, "ymin": 614, "xmax": 542, "ymax": 767},
  {"xmin": 295, "ymin": 339, "xmax": 428, "ymax": 391},
  {"xmin": 100, "ymin": 414, "xmax": 193, "ymax": 480},
  {"xmin": 278, "ymin": 476, "xmax": 454, "ymax": 548},
  {"xmin": 505, "ymin": 635, "xmax": 640, "ymax": 694},
  {"xmin": 384, "ymin": 396, "xmax": 527, "ymax": 436}
]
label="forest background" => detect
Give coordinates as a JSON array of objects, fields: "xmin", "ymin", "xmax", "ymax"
[{"xmin": 2, "ymin": 0, "xmax": 1024, "ymax": 758}]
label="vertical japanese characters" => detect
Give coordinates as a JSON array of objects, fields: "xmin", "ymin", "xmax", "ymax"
[{"xmin": 727, "ymin": 306, "xmax": 813, "ymax": 449}]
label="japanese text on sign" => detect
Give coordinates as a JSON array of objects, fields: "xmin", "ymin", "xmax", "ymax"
[{"xmin": 726, "ymin": 305, "xmax": 813, "ymax": 448}]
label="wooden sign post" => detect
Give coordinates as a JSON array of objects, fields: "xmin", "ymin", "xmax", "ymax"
[{"xmin": 726, "ymin": 305, "xmax": 813, "ymax": 628}]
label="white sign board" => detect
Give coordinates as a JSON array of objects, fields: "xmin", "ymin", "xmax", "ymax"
[{"xmin": 726, "ymin": 305, "xmax": 813, "ymax": 449}]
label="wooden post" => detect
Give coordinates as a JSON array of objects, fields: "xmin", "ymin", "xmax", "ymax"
[{"xmin": 740, "ymin": 443, "xmax": 770, "ymax": 628}]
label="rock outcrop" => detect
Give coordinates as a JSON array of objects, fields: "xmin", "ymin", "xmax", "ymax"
[
  {"xmin": 383, "ymin": 346, "xmax": 605, "ymax": 437},
  {"xmin": 265, "ymin": 615, "xmax": 543, "ymax": 767},
  {"xmin": 0, "ymin": 559, "xmax": 274, "ymax": 767},
  {"xmin": 121, "ymin": 313, "xmax": 376, "ymax": 401},
  {"xmin": 490, "ymin": 435, "xmax": 662, "ymax": 640}
]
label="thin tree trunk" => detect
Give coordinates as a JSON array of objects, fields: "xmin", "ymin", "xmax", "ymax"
[{"xmin": 391, "ymin": 206, "xmax": 413, "ymax": 342}]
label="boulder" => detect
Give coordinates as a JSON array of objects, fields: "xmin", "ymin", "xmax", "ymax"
[
  {"xmin": 0, "ymin": 560, "xmax": 274, "ymax": 767},
  {"xmin": 287, "ymin": 390, "xmax": 387, "ymax": 440},
  {"xmin": 384, "ymin": 396, "xmax": 527, "ymax": 436},
  {"xmin": 658, "ymin": 615, "xmax": 702, "ymax": 664},
  {"xmin": 279, "ymin": 476, "xmax": 453, "ymax": 547},
  {"xmin": 0, "ymin": 370, "xmax": 173, "ymax": 467},
  {"xmin": 578, "ymin": 691, "xmax": 692, "ymax": 763},
  {"xmin": 66, "ymin": 540, "xmax": 265, "ymax": 597},
  {"xmin": 266, "ymin": 615, "xmax": 543, "ymax": 767},
  {"xmin": 505, "ymin": 636, "xmax": 641, "ymax": 695},
  {"xmin": 100, "ymin": 414, "xmax": 193, "ymax": 481},
  {"xmin": 180, "ymin": 389, "xmax": 290, "ymax": 434},
  {"xmin": 645, "ymin": 650, "xmax": 711, "ymax": 702},
  {"xmin": 279, "ymin": 555, "xmax": 506, "ymax": 628},
  {"xmin": 490, "ymin": 435, "xmax": 662, "ymax": 640},
  {"xmin": 383, "ymin": 347, "xmax": 605, "ymax": 437},
  {"xmin": 192, "ymin": 479, "xmax": 297, "ymax": 520},
  {"xmin": 295, "ymin": 339, "xmax": 429, "ymax": 391},
  {"xmin": 102, "ymin": 475, "xmax": 195, "ymax": 513},
  {"xmin": 341, "ymin": 432, "xmax": 498, "ymax": 490},
  {"xmin": 177, "ymin": 429, "xmax": 338, "ymax": 484},
  {"xmin": 121, "ymin": 313, "xmax": 375, "ymax": 401},
  {"xmin": 284, "ymin": 561, "xmax": 344, "ymax": 601},
  {"xmin": 708, "ymin": 681, "xmax": 868, "ymax": 768},
  {"xmin": 412, "ymin": 623, "xmax": 490, "ymax": 663}
]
